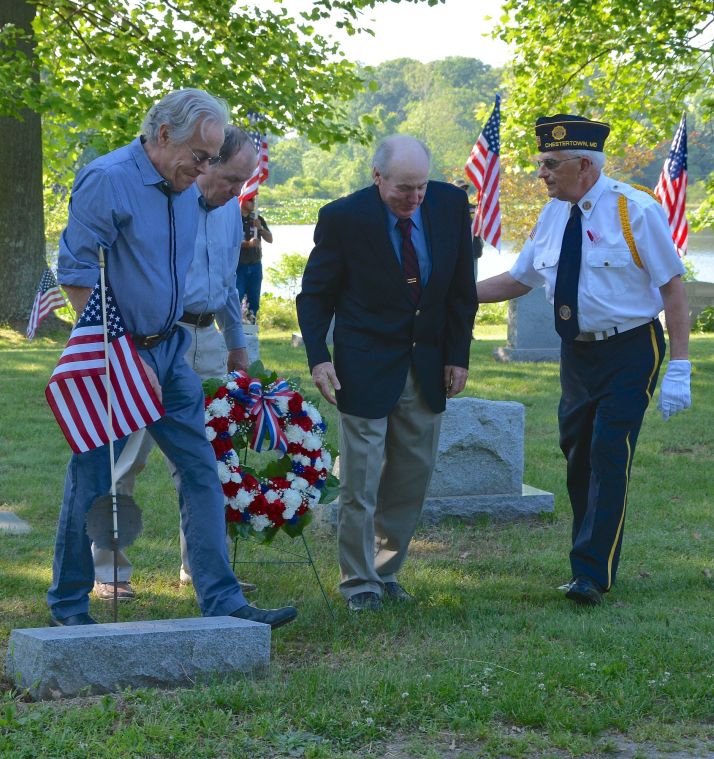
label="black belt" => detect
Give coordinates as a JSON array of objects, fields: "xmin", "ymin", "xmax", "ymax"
[
  {"xmin": 180, "ymin": 311, "xmax": 215, "ymax": 327},
  {"xmin": 131, "ymin": 325, "xmax": 178, "ymax": 350}
]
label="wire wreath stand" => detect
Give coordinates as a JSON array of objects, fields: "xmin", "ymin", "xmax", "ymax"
[{"xmin": 228, "ymin": 527, "xmax": 335, "ymax": 619}]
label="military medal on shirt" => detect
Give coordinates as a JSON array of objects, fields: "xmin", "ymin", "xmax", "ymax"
[{"xmin": 559, "ymin": 305, "xmax": 573, "ymax": 320}]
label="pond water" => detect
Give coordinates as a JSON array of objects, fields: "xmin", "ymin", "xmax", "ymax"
[{"xmin": 261, "ymin": 224, "xmax": 714, "ymax": 297}]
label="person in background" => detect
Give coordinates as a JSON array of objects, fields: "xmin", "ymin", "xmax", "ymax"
[
  {"xmin": 477, "ymin": 114, "xmax": 691, "ymax": 607},
  {"xmin": 236, "ymin": 195, "xmax": 272, "ymax": 323}
]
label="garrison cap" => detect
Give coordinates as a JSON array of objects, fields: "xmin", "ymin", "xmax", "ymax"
[{"xmin": 535, "ymin": 114, "xmax": 610, "ymax": 152}]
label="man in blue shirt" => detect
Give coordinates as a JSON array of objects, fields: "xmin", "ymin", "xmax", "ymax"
[
  {"xmin": 52, "ymin": 90, "xmax": 297, "ymax": 629},
  {"xmin": 91, "ymin": 125, "xmax": 260, "ymax": 598}
]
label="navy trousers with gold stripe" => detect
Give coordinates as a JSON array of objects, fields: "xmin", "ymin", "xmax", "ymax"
[{"xmin": 558, "ymin": 320, "xmax": 665, "ymax": 591}]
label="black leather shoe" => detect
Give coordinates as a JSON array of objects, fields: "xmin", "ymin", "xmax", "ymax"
[
  {"xmin": 50, "ymin": 612, "xmax": 99, "ymax": 627},
  {"xmin": 565, "ymin": 577, "xmax": 604, "ymax": 606},
  {"xmin": 230, "ymin": 604, "xmax": 297, "ymax": 629},
  {"xmin": 347, "ymin": 592, "xmax": 382, "ymax": 611},
  {"xmin": 383, "ymin": 582, "xmax": 413, "ymax": 601}
]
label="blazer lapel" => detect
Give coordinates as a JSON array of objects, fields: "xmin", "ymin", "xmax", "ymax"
[{"xmin": 357, "ymin": 186, "xmax": 411, "ymax": 294}]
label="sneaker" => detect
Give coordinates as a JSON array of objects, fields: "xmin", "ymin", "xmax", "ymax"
[
  {"xmin": 347, "ymin": 591, "xmax": 382, "ymax": 611},
  {"xmin": 565, "ymin": 576, "xmax": 604, "ymax": 606},
  {"xmin": 383, "ymin": 582, "xmax": 413, "ymax": 601},
  {"xmin": 93, "ymin": 581, "xmax": 135, "ymax": 601}
]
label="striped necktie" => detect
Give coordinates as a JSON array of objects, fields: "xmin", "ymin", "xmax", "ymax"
[
  {"xmin": 554, "ymin": 204, "xmax": 582, "ymax": 341},
  {"xmin": 396, "ymin": 217, "xmax": 422, "ymax": 304}
]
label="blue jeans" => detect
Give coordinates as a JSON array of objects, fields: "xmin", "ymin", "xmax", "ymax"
[
  {"xmin": 235, "ymin": 262, "xmax": 263, "ymax": 317},
  {"xmin": 47, "ymin": 327, "xmax": 248, "ymax": 619}
]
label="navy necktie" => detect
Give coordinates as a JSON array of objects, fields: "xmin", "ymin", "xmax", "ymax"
[
  {"xmin": 554, "ymin": 204, "xmax": 582, "ymax": 341},
  {"xmin": 396, "ymin": 218, "xmax": 422, "ymax": 304}
]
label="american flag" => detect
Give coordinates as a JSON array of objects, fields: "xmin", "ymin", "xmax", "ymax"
[
  {"xmin": 654, "ymin": 113, "xmax": 688, "ymax": 256},
  {"xmin": 26, "ymin": 269, "xmax": 66, "ymax": 340},
  {"xmin": 238, "ymin": 130, "xmax": 269, "ymax": 203},
  {"xmin": 45, "ymin": 281, "xmax": 164, "ymax": 453},
  {"xmin": 465, "ymin": 93, "xmax": 501, "ymax": 251}
]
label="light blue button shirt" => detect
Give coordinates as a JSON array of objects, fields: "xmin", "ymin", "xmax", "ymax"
[
  {"xmin": 58, "ymin": 137, "xmax": 200, "ymax": 336},
  {"xmin": 185, "ymin": 190, "xmax": 246, "ymax": 350},
  {"xmin": 385, "ymin": 206, "xmax": 432, "ymax": 285}
]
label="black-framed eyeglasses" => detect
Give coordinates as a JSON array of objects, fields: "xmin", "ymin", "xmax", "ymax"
[
  {"xmin": 189, "ymin": 146, "xmax": 222, "ymax": 167},
  {"xmin": 535, "ymin": 156, "xmax": 582, "ymax": 171}
]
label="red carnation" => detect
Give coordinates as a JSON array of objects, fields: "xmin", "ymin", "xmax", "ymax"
[
  {"xmin": 271, "ymin": 477, "xmax": 291, "ymax": 490},
  {"xmin": 223, "ymin": 480, "xmax": 241, "ymax": 498},
  {"xmin": 225, "ymin": 506, "xmax": 242, "ymax": 523},
  {"xmin": 288, "ymin": 394, "xmax": 304, "ymax": 414},
  {"xmin": 294, "ymin": 415, "xmax": 314, "ymax": 432},
  {"xmin": 242, "ymin": 473, "xmax": 259, "ymax": 490},
  {"xmin": 249, "ymin": 493, "xmax": 269, "ymax": 515},
  {"xmin": 296, "ymin": 504, "xmax": 309, "ymax": 517},
  {"xmin": 301, "ymin": 467, "xmax": 320, "ymax": 485},
  {"xmin": 215, "ymin": 386, "xmax": 229, "ymax": 399}
]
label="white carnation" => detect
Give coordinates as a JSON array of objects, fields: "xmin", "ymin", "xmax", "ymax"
[
  {"xmin": 208, "ymin": 397, "xmax": 232, "ymax": 418},
  {"xmin": 251, "ymin": 515, "xmax": 271, "ymax": 532},
  {"xmin": 283, "ymin": 489, "xmax": 302, "ymax": 510},
  {"xmin": 264, "ymin": 489, "xmax": 280, "ymax": 503},
  {"xmin": 290, "ymin": 476, "xmax": 309, "ymax": 491},
  {"xmin": 205, "ymin": 426, "xmax": 217, "ymax": 442},
  {"xmin": 303, "ymin": 433, "xmax": 322, "ymax": 451},
  {"xmin": 304, "ymin": 402, "xmax": 322, "ymax": 425},
  {"xmin": 285, "ymin": 425, "xmax": 305, "ymax": 444},
  {"xmin": 274, "ymin": 396, "xmax": 290, "ymax": 414},
  {"xmin": 226, "ymin": 381, "xmax": 238, "ymax": 391},
  {"xmin": 216, "ymin": 461, "xmax": 231, "ymax": 484},
  {"xmin": 228, "ymin": 422, "xmax": 238, "ymax": 436},
  {"xmin": 321, "ymin": 450, "xmax": 332, "ymax": 470},
  {"xmin": 234, "ymin": 490, "xmax": 254, "ymax": 508}
]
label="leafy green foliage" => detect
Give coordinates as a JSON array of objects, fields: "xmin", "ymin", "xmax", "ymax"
[
  {"xmin": 495, "ymin": 0, "xmax": 714, "ymax": 227},
  {"xmin": 257, "ymin": 293, "xmax": 299, "ymax": 330},
  {"xmin": 694, "ymin": 305, "xmax": 714, "ymax": 332},
  {"xmin": 266, "ymin": 252, "xmax": 309, "ymax": 299}
]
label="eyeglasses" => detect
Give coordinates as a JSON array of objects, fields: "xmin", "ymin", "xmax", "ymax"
[
  {"xmin": 188, "ymin": 146, "xmax": 222, "ymax": 167},
  {"xmin": 535, "ymin": 156, "xmax": 582, "ymax": 171}
]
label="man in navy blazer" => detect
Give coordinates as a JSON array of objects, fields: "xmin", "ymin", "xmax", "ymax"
[{"xmin": 297, "ymin": 135, "xmax": 477, "ymax": 611}]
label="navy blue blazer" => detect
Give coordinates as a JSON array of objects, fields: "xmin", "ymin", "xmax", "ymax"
[{"xmin": 296, "ymin": 181, "xmax": 478, "ymax": 418}]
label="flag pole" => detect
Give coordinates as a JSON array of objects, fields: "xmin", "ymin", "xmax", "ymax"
[{"xmin": 98, "ymin": 246, "xmax": 120, "ymax": 622}]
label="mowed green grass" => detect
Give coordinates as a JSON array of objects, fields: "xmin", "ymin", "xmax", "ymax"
[{"xmin": 0, "ymin": 325, "xmax": 712, "ymax": 758}]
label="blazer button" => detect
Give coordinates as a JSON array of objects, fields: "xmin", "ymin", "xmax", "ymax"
[
  {"xmin": 415, "ymin": 309, "xmax": 421, "ymax": 316},
  {"xmin": 412, "ymin": 341, "xmax": 416, "ymax": 347}
]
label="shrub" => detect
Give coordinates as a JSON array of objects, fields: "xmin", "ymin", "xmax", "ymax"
[
  {"xmin": 476, "ymin": 301, "xmax": 508, "ymax": 325},
  {"xmin": 257, "ymin": 293, "xmax": 298, "ymax": 330},
  {"xmin": 694, "ymin": 306, "xmax": 714, "ymax": 333}
]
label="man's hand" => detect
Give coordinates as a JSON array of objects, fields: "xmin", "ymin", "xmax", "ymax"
[
  {"xmin": 444, "ymin": 365, "xmax": 468, "ymax": 398},
  {"xmin": 657, "ymin": 359, "xmax": 691, "ymax": 421},
  {"xmin": 227, "ymin": 348, "xmax": 249, "ymax": 373},
  {"xmin": 139, "ymin": 356, "xmax": 162, "ymax": 404},
  {"xmin": 311, "ymin": 361, "xmax": 341, "ymax": 405}
]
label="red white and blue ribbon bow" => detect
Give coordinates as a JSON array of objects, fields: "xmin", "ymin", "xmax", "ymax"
[{"xmin": 247, "ymin": 377, "xmax": 292, "ymax": 452}]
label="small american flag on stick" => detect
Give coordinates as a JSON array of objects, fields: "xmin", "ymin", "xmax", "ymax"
[
  {"xmin": 654, "ymin": 112, "xmax": 688, "ymax": 256},
  {"xmin": 45, "ymin": 281, "xmax": 164, "ymax": 453},
  {"xmin": 238, "ymin": 130, "xmax": 269, "ymax": 204},
  {"xmin": 27, "ymin": 269, "xmax": 66, "ymax": 340},
  {"xmin": 465, "ymin": 93, "xmax": 502, "ymax": 251}
]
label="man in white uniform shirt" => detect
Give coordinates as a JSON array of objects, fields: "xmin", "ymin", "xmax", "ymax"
[
  {"xmin": 93, "ymin": 125, "xmax": 259, "ymax": 599},
  {"xmin": 478, "ymin": 114, "xmax": 691, "ymax": 606}
]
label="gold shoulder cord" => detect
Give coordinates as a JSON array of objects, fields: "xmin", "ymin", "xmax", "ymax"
[{"xmin": 616, "ymin": 184, "xmax": 660, "ymax": 269}]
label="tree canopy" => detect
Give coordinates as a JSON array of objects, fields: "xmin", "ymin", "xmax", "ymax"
[{"xmin": 495, "ymin": 0, "xmax": 714, "ymax": 227}]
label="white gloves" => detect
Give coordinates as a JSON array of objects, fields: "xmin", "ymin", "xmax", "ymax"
[{"xmin": 658, "ymin": 359, "xmax": 692, "ymax": 421}]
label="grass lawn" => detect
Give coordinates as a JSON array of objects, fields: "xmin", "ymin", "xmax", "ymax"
[{"xmin": 1, "ymin": 324, "xmax": 712, "ymax": 758}]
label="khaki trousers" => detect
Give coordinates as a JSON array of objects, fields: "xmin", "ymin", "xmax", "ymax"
[{"xmin": 338, "ymin": 367, "xmax": 442, "ymax": 599}]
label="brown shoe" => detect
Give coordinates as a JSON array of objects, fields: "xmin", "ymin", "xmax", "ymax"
[{"xmin": 93, "ymin": 581, "xmax": 135, "ymax": 601}]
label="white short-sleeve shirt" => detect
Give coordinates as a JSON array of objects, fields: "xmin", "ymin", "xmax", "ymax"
[{"xmin": 510, "ymin": 173, "xmax": 685, "ymax": 332}]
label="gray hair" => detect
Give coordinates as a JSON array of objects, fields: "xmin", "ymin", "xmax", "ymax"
[
  {"xmin": 219, "ymin": 125, "xmax": 255, "ymax": 164},
  {"xmin": 559, "ymin": 149, "xmax": 606, "ymax": 171},
  {"xmin": 142, "ymin": 89, "xmax": 229, "ymax": 145},
  {"xmin": 372, "ymin": 135, "xmax": 431, "ymax": 177}
]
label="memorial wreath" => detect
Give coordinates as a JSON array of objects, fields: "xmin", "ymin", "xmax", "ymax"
[{"xmin": 203, "ymin": 363, "xmax": 338, "ymax": 543}]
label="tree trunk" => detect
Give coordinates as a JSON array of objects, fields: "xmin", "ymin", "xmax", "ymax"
[{"xmin": 0, "ymin": 0, "xmax": 47, "ymax": 326}]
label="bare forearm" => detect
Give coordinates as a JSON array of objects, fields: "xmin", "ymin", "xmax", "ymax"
[
  {"xmin": 660, "ymin": 276, "xmax": 690, "ymax": 359},
  {"xmin": 62, "ymin": 285, "xmax": 92, "ymax": 315},
  {"xmin": 477, "ymin": 272, "xmax": 531, "ymax": 303}
]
